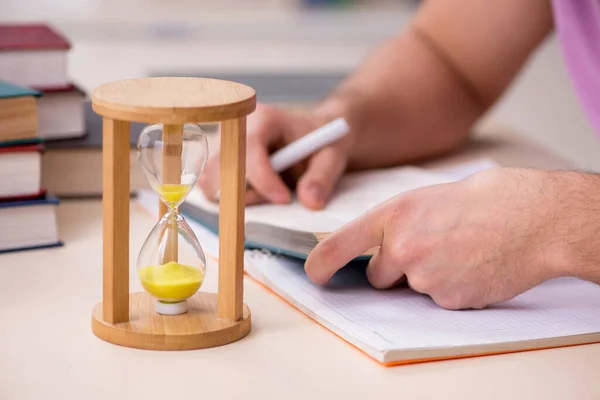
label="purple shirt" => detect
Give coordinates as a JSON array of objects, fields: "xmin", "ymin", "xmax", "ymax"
[{"xmin": 553, "ymin": 0, "xmax": 600, "ymax": 134}]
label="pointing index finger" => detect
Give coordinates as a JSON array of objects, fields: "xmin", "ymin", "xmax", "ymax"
[{"xmin": 305, "ymin": 204, "xmax": 387, "ymax": 285}]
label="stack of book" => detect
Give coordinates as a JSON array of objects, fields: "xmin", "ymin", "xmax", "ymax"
[
  {"xmin": 0, "ymin": 23, "xmax": 86, "ymax": 252},
  {"xmin": 0, "ymin": 23, "xmax": 86, "ymax": 140},
  {"xmin": 0, "ymin": 80, "xmax": 62, "ymax": 252}
]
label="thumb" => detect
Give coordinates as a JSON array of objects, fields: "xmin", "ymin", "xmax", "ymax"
[{"xmin": 296, "ymin": 146, "xmax": 347, "ymax": 210}]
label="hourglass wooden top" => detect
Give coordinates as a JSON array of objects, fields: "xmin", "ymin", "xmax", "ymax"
[{"xmin": 91, "ymin": 77, "xmax": 257, "ymax": 124}]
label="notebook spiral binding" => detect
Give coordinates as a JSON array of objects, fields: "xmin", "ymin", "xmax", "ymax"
[{"xmin": 243, "ymin": 248, "xmax": 277, "ymax": 266}]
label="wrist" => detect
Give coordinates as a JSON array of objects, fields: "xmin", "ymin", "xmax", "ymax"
[
  {"xmin": 311, "ymin": 86, "xmax": 372, "ymax": 160},
  {"xmin": 542, "ymin": 171, "xmax": 600, "ymax": 283}
]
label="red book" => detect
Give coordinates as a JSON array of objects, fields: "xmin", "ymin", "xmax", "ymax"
[
  {"xmin": 0, "ymin": 143, "xmax": 44, "ymax": 154},
  {"xmin": 0, "ymin": 189, "xmax": 47, "ymax": 202},
  {"xmin": 0, "ymin": 23, "xmax": 71, "ymax": 51},
  {"xmin": 0, "ymin": 23, "xmax": 71, "ymax": 89}
]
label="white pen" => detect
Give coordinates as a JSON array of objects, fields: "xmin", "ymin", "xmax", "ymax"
[{"xmin": 214, "ymin": 117, "xmax": 350, "ymax": 201}]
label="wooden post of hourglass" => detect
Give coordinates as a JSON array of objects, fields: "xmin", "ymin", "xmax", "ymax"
[
  {"xmin": 102, "ymin": 117, "xmax": 131, "ymax": 324},
  {"xmin": 218, "ymin": 118, "xmax": 246, "ymax": 320},
  {"xmin": 90, "ymin": 77, "xmax": 255, "ymax": 350},
  {"xmin": 160, "ymin": 124, "xmax": 183, "ymax": 263}
]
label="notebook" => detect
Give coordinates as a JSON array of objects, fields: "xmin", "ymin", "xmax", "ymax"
[
  {"xmin": 136, "ymin": 189, "xmax": 600, "ymax": 366},
  {"xmin": 244, "ymin": 252, "xmax": 600, "ymax": 365},
  {"xmin": 181, "ymin": 165, "xmax": 455, "ymax": 259}
]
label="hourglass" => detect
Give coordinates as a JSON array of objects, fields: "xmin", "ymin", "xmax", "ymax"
[
  {"xmin": 90, "ymin": 77, "xmax": 255, "ymax": 350},
  {"xmin": 136, "ymin": 123, "xmax": 208, "ymax": 316}
]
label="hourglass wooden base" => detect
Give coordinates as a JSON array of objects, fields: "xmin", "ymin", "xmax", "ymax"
[
  {"xmin": 90, "ymin": 77, "xmax": 256, "ymax": 351},
  {"xmin": 91, "ymin": 292, "xmax": 251, "ymax": 350}
]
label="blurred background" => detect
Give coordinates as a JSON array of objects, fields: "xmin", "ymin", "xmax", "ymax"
[{"xmin": 2, "ymin": 0, "xmax": 600, "ymax": 170}]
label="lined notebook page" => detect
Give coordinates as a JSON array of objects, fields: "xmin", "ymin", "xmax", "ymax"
[
  {"xmin": 244, "ymin": 252, "xmax": 600, "ymax": 355},
  {"xmin": 186, "ymin": 166, "xmax": 453, "ymax": 232}
]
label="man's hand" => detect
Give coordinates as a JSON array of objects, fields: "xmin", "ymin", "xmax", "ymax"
[
  {"xmin": 198, "ymin": 104, "xmax": 354, "ymax": 210},
  {"xmin": 305, "ymin": 168, "xmax": 592, "ymax": 310}
]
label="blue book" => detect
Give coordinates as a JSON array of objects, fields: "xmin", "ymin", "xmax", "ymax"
[
  {"xmin": 0, "ymin": 194, "xmax": 63, "ymax": 254},
  {"xmin": 0, "ymin": 137, "xmax": 44, "ymax": 148},
  {"xmin": 0, "ymin": 80, "xmax": 41, "ymax": 99}
]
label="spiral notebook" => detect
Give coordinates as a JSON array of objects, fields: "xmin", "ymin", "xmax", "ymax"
[{"xmin": 135, "ymin": 162, "xmax": 600, "ymax": 366}]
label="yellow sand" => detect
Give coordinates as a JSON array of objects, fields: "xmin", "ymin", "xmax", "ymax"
[
  {"xmin": 156, "ymin": 184, "xmax": 191, "ymax": 204},
  {"xmin": 138, "ymin": 261, "xmax": 203, "ymax": 301}
]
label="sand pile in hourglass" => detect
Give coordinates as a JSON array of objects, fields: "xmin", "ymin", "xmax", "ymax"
[{"xmin": 136, "ymin": 123, "xmax": 209, "ymax": 315}]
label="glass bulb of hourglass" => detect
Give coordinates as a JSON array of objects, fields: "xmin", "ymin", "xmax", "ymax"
[
  {"xmin": 137, "ymin": 123, "xmax": 209, "ymax": 209},
  {"xmin": 136, "ymin": 123, "xmax": 209, "ymax": 315},
  {"xmin": 137, "ymin": 211, "xmax": 207, "ymax": 314}
]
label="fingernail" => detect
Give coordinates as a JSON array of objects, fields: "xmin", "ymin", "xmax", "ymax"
[{"xmin": 308, "ymin": 183, "xmax": 326, "ymax": 205}]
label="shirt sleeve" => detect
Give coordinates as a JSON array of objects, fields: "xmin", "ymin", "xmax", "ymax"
[{"xmin": 552, "ymin": 0, "xmax": 600, "ymax": 135}]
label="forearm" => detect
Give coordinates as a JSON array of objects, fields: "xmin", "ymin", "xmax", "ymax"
[
  {"xmin": 315, "ymin": 0, "xmax": 553, "ymax": 170},
  {"xmin": 316, "ymin": 29, "xmax": 483, "ymax": 169}
]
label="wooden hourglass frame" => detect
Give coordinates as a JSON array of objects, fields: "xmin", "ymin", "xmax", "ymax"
[{"xmin": 90, "ymin": 77, "xmax": 255, "ymax": 350}]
